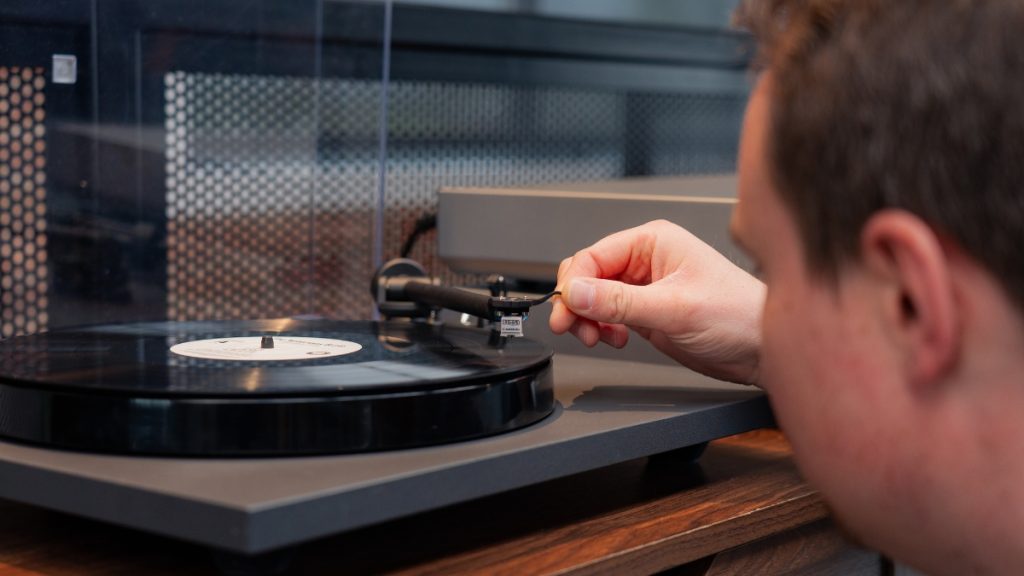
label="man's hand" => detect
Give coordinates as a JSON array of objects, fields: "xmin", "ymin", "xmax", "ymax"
[{"xmin": 549, "ymin": 220, "xmax": 765, "ymax": 385}]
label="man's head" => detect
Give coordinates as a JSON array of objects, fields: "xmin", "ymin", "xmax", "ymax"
[
  {"xmin": 730, "ymin": 1, "xmax": 1024, "ymax": 573},
  {"xmin": 736, "ymin": 0, "xmax": 1024, "ymax": 308}
]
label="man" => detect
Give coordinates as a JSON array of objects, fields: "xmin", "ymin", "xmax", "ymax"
[{"xmin": 549, "ymin": 1, "xmax": 1024, "ymax": 574}]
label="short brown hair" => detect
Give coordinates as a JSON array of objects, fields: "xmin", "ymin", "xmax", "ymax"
[{"xmin": 735, "ymin": 0, "xmax": 1024, "ymax": 308}]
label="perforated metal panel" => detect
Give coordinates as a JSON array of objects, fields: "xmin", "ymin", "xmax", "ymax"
[
  {"xmin": 0, "ymin": 66, "xmax": 48, "ymax": 337},
  {"xmin": 314, "ymin": 80, "xmax": 385, "ymax": 319},
  {"xmin": 636, "ymin": 93, "xmax": 745, "ymax": 175},
  {"xmin": 165, "ymin": 73, "xmax": 743, "ymax": 320},
  {"xmin": 164, "ymin": 72, "xmax": 380, "ymax": 321},
  {"xmin": 384, "ymin": 84, "xmax": 625, "ymax": 281},
  {"xmin": 385, "ymin": 83, "xmax": 745, "ymax": 284}
]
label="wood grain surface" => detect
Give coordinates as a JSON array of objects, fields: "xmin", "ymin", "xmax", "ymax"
[{"xmin": 0, "ymin": 429, "xmax": 840, "ymax": 576}]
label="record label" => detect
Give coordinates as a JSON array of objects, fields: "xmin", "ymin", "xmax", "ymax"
[{"xmin": 170, "ymin": 336, "xmax": 362, "ymax": 361}]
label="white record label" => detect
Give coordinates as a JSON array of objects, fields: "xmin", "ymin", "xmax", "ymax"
[{"xmin": 170, "ymin": 336, "xmax": 362, "ymax": 361}]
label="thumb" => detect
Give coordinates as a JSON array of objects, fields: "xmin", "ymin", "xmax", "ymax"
[{"xmin": 564, "ymin": 277, "xmax": 671, "ymax": 329}]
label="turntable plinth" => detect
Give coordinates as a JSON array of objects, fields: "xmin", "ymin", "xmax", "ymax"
[
  {"xmin": 0, "ymin": 431, "xmax": 881, "ymax": 575},
  {"xmin": 0, "ymin": 353, "xmax": 776, "ymax": 562}
]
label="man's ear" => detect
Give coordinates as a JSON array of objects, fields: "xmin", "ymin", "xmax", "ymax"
[{"xmin": 859, "ymin": 210, "xmax": 959, "ymax": 387}]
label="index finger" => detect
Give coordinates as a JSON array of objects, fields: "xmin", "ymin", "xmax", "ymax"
[
  {"xmin": 548, "ymin": 294, "xmax": 577, "ymax": 334},
  {"xmin": 556, "ymin": 224, "xmax": 659, "ymax": 290}
]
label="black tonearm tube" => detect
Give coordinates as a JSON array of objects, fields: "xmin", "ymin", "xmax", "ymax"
[{"xmin": 371, "ymin": 259, "xmax": 559, "ymax": 333}]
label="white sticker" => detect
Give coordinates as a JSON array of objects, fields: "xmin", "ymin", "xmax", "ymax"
[
  {"xmin": 52, "ymin": 54, "xmax": 77, "ymax": 85},
  {"xmin": 499, "ymin": 316, "xmax": 524, "ymax": 337},
  {"xmin": 170, "ymin": 336, "xmax": 362, "ymax": 361}
]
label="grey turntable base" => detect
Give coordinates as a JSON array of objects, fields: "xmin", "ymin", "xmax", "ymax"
[{"xmin": 0, "ymin": 354, "xmax": 772, "ymax": 554}]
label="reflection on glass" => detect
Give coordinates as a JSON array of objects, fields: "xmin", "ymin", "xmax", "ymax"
[
  {"xmin": 0, "ymin": 0, "xmax": 748, "ymax": 336},
  {"xmin": 393, "ymin": 0, "xmax": 741, "ymax": 29}
]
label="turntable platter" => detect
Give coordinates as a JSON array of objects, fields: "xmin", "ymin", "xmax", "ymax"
[{"xmin": 0, "ymin": 319, "xmax": 554, "ymax": 456}]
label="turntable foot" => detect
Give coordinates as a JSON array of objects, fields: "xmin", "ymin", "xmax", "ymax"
[
  {"xmin": 210, "ymin": 548, "xmax": 294, "ymax": 576},
  {"xmin": 648, "ymin": 441, "xmax": 709, "ymax": 465}
]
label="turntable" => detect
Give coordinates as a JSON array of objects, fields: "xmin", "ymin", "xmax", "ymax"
[{"xmin": 0, "ymin": 258, "xmax": 772, "ymax": 561}]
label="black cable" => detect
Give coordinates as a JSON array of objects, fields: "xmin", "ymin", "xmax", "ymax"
[
  {"xmin": 525, "ymin": 291, "xmax": 561, "ymax": 306},
  {"xmin": 400, "ymin": 213, "xmax": 437, "ymax": 258}
]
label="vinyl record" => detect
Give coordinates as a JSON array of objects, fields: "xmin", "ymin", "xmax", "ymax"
[{"xmin": 0, "ymin": 319, "xmax": 555, "ymax": 456}]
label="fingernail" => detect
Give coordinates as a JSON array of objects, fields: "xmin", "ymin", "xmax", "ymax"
[{"xmin": 568, "ymin": 278, "xmax": 596, "ymax": 311}]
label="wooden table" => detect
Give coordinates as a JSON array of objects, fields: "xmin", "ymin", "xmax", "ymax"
[{"xmin": 0, "ymin": 430, "xmax": 884, "ymax": 575}]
